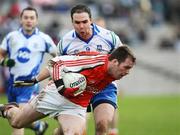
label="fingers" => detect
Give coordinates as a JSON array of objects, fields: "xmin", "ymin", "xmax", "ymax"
[
  {"xmin": 64, "ymin": 87, "xmax": 80, "ymax": 97},
  {"xmin": 73, "ymin": 88, "xmax": 84, "ymax": 96}
]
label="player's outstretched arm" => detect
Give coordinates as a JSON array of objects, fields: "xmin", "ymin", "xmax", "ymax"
[
  {"xmin": 13, "ymin": 79, "xmax": 38, "ymax": 87},
  {"xmin": 13, "ymin": 68, "xmax": 50, "ymax": 87}
]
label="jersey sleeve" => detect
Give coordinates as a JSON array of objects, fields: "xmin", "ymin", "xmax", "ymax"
[
  {"xmin": 110, "ymin": 31, "xmax": 123, "ymax": 49},
  {"xmin": 57, "ymin": 39, "xmax": 63, "ymax": 56},
  {"xmin": 44, "ymin": 34, "xmax": 57, "ymax": 56},
  {"xmin": 0, "ymin": 34, "xmax": 11, "ymax": 51}
]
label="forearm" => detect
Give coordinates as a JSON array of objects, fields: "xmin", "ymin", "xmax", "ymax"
[
  {"xmin": 36, "ymin": 68, "xmax": 50, "ymax": 82},
  {"xmin": 0, "ymin": 49, "xmax": 6, "ymax": 64},
  {"xmin": 0, "ymin": 49, "xmax": 6, "ymax": 58}
]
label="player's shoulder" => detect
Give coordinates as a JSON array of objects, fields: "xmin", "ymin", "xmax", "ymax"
[
  {"xmin": 60, "ymin": 29, "xmax": 76, "ymax": 45},
  {"xmin": 37, "ymin": 30, "xmax": 53, "ymax": 42},
  {"xmin": 6, "ymin": 30, "xmax": 20, "ymax": 38},
  {"xmin": 38, "ymin": 30, "xmax": 50, "ymax": 38},
  {"xmin": 94, "ymin": 24, "xmax": 110, "ymax": 32},
  {"xmin": 93, "ymin": 24, "xmax": 118, "ymax": 37},
  {"xmin": 62, "ymin": 29, "xmax": 76, "ymax": 40}
]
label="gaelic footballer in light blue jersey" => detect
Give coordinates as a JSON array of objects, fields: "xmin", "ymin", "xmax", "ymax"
[
  {"xmin": 1, "ymin": 27, "xmax": 56, "ymax": 81},
  {"xmin": 0, "ymin": 6, "xmax": 56, "ymax": 135},
  {"xmin": 0, "ymin": 27, "xmax": 57, "ymax": 103},
  {"xmin": 58, "ymin": 24, "xmax": 122, "ymax": 55}
]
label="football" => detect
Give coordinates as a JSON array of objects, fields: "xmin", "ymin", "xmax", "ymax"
[{"xmin": 62, "ymin": 72, "xmax": 87, "ymax": 96}]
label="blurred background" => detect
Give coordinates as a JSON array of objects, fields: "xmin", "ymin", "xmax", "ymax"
[{"xmin": 0, "ymin": 0, "xmax": 179, "ymax": 135}]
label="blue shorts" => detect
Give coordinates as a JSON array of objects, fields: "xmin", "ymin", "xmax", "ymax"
[
  {"xmin": 87, "ymin": 83, "xmax": 117, "ymax": 112},
  {"xmin": 7, "ymin": 83, "xmax": 39, "ymax": 103}
]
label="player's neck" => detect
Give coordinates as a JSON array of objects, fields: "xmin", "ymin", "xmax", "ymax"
[{"xmin": 23, "ymin": 29, "xmax": 35, "ymax": 35}]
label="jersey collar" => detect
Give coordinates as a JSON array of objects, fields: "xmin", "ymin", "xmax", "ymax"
[{"xmin": 19, "ymin": 27, "xmax": 39, "ymax": 39}]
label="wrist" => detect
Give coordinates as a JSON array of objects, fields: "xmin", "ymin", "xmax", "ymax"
[
  {"xmin": 32, "ymin": 77, "xmax": 38, "ymax": 84},
  {"xmin": 0, "ymin": 58, "xmax": 15, "ymax": 67},
  {"xmin": 0, "ymin": 58, "xmax": 4, "ymax": 65}
]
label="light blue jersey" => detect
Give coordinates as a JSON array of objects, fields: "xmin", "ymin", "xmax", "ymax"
[
  {"xmin": 0, "ymin": 27, "xmax": 57, "ymax": 103},
  {"xmin": 57, "ymin": 24, "xmax": 122, "ymax": 110}
]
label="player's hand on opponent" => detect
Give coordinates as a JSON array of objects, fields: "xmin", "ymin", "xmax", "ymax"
[
  {"xmin": 0, "ymin": 58, "xmax": 15, "ymax": 67},
  {"xmin": 13, "ymin": 78, "xmax": 38, "ymax": 87},
  {"xmin": 63, "ymin": 87, "xmax": 80, "ymax": 97}
]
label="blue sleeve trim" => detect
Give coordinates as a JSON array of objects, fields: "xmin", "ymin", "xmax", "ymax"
[{"xmin": 6, "ymin": 37, "xmax": 10, "ymax": 57}]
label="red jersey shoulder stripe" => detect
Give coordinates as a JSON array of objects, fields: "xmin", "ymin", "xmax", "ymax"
[{"xmin": 52, "ymin": 55, "xmax": 108, "ymax": 80}]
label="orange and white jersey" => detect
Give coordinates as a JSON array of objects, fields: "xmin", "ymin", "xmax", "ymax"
[
  {"xmin": 47, "ymin": 55, "xmax": 115, "ymax": 107},
  {"xmin": 48, "ymin": 55, "xmax": 106, "ymax": 81}
]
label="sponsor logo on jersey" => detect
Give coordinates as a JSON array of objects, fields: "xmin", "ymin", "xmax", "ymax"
[
  {"xmin": 17, "ymin": 47, "xmax": 31, "ymax": 63},
  {"xmin": 70, "ymin": 77, "xmax": 86, "ymax": 88}
]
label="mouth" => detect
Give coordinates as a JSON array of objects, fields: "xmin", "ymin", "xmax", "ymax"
[
  {"xmin": 80, "ymin": 31, "xmax": 85, "ymax": 35},
  {"xmin": 26, "ymin": 24, "xmax": 32, "ymax": 27}
]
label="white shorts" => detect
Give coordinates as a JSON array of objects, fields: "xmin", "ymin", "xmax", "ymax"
[{"xmin": 30, "ymin": 83, "xmax": 86, "ymax": 120}]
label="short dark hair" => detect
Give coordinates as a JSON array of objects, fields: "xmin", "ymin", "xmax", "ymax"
[
  {"xmin": 20, "ymin": 7, "xmax": 38, "ymax": 18},
  {"xmin": 109, "ymin": 45, "xmax": 136, "ymax": 63},
  {"xmin": 70, "ymin": 4, "xmax": 92, "ymax": 20}
]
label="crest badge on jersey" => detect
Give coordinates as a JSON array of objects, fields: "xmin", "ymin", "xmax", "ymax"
[
  {"xmin": 74, "ymin": 49, "xmax": 79, "ymax": 54},
  {"xmin": 17, "ymin": 47, "xmax": 31, "ymax": 63},
  {"xmin": 97, "ymin": 45, "xmax": 102, "ymax": 51},
  {"xmin": 86, "ymin": 47, "xmax": 90, "ymax": 51}
]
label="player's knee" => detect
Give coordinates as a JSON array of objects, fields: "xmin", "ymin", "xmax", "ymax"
[
  {"xmin": 96, "ymin": 120, "xmax": 109, "ymax": 133},
  {"xmin": 11, "ymin": 121, "xmax": 23, "ymax": 128},
  {"xmin": 10, "ymin": 118, "xmax": 24, "ymax": 128}
]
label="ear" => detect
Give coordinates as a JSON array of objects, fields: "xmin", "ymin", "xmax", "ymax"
[
  {"xmin": 90, "ymin": 18, "xmax": 92, "ymax": 24},
  {"xmin": 112, "ymin": 59, "xmax": 119, "ymax": 65}
]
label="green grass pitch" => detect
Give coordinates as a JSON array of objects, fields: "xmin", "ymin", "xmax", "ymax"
[{"xmin": 0, "ymin": 94, "xmax": 180, "ymax": 135}]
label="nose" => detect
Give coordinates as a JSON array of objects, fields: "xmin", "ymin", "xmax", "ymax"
[{"xmin": 79, "ymin": 23, "xmax": 84, "ymax": 28}]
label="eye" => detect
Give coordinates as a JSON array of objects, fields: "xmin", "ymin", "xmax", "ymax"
[
  {"xmin": 30, "ymin": 16, "xmax": 35, "ymax": 20},
  {"xmin": 74, "ymin": 21, "xmax": 80, "ymax": 24},
  {"xmin": 82, "ymin": 20, "xmax": 88, "ymax": 23},
  {"xmin": 23, "ymin": 16, "xmax": 28, "ymax": 20}
]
